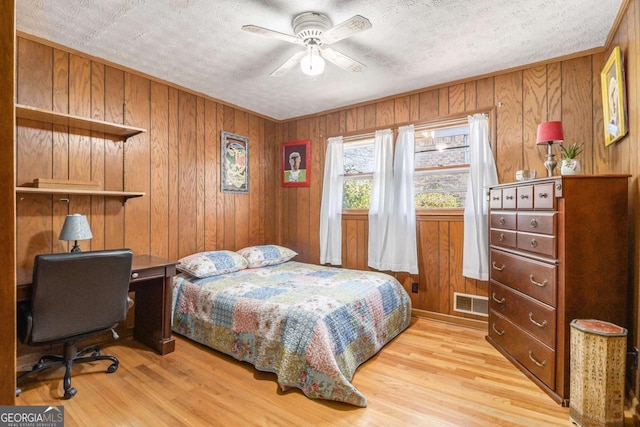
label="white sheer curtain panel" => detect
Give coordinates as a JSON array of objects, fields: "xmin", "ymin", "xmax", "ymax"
[
  {"xmin": 387, "ymin": 125, "xmax": 419, "ymax": 274},
  {"xmin": 319, "ymin": 136, "xmax": 344, "ymax": 265},
  {"xmin": 367, "ymin": 129, "xmax": 394, "ymax": 270},
  {"xmin": 463, "ymin": 114, "xmax": 498, "ymax": 280}
]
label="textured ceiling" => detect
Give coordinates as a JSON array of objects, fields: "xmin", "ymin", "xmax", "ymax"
[{"xmin": 16, "ymin": 0, "xmax": 624, "ymax": 120}]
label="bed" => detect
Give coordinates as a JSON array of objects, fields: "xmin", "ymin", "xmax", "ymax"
[{"xmin": 170, "ymin": 246, "xmax": 411, "ymax": 407}]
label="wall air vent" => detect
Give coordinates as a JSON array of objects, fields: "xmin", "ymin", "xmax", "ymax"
[{"xmin": 454, "ymin": 292, "xmax": 488, "ymax": 317}]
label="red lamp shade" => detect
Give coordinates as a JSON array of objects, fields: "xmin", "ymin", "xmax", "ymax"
[{"xmin": 536, "ymin": 121, "xmax": 564, "ymax": 145}]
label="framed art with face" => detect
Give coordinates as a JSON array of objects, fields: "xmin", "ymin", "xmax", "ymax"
[{"xmin": 282, "ymin": 140, "xmax": 310, "ymax": 187}]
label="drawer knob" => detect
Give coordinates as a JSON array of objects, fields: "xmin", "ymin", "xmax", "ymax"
[
  {"xmin": 491, "ymin": 261, "xmax": 505, "ymax": 271},
  {"xmin": 131, "ymin": 272, "xmax": 139, "ymax": 279},
  {"xmin": 538, "ymin": 192, "xmax": 548, "ymax": 198},
  {"xmin": 529, "ymin": 274, "xmax": 548, "ymax": 287},
  {"xmin": 529, "ymin": 239, "xmax": 538, "ymax": 248},
  {"xmin": 520, "ymin": 194, "xmax": 529, "ymax": 199},
  {"xmin": 499, "ymin": 217, "xmax": 505, "ymax": 225},
  {"xmin": 528, "ymin": 312, "xmax": 548, "ymax": 328},
  {"xmin": 498, "ymin": 233, "xmax": 505, "ymax": 242},
  {"xmin": 492, "ymin": 196, "xmax": 500, "ymax": 201},
  {"xmin": 529, "ymin": 218, "xmax": 538, "ymax": 228},
  {"xmin": 528, "ymin": 350, "xmax": 547, "ymax": 368},
  {"xmin": 491, "ymin": 293, "xmax": 505, "ymax": 304},
  {"xmin": 492, "ymin": 323, "xmax": 505, "ymax": 336},
  {"xmin": 505, "ymin": 195, "xmax": 513, "ymax": 200}
]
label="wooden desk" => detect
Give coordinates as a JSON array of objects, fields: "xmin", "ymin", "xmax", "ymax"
[{"xmin": 17, "ymin": 254, "xmax": 177, "ymax": 355}]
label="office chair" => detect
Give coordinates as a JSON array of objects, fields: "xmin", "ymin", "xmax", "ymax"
[{"xmin": 16, "ymin": 249, "xmax": 133, "ymax": 399}]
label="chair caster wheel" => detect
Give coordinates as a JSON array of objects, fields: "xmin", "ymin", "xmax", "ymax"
[
  {"xmin": 107, "ymin": 364, "xmax": 118, "ymax": 373},
  {"xmin": 64, "ymin": 387, "xmax": 77, "ymax": 399}
]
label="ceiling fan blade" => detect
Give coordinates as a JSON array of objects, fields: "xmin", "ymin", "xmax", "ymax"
[
  {"xmin": 241, "ymin": 25, "xmax": 302, "ymax": 45},
  {"xmin": 319, "ymin": 15, "xmax": 372, "ymax": 45},
  {"xmin": 270, "ymin": 50, "xmax": 306, "ymax": 76},
  {"xmin": 320, "ymin": 48, "xmax": 367, "ymax": 73}
]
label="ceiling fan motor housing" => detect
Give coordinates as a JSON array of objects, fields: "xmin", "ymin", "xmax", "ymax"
[{"xmin": 293, "ymin": 12, "xmax": 331, "ymax": 45}]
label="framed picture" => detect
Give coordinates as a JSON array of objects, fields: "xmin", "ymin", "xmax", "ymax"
[
  {"xmin": 282, "ymin": 140, "xmax": 311, "ymax": 187},
  {"xmin": 221, "ymin": 131, "xmax": 249, "ymax": 193},
  {"xmin": 600, "ymin": 46, "xmax": 627, "ymax": 146}
]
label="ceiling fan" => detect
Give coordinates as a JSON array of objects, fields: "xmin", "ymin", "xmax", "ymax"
[{"xmin": 242, "ymin": 12, "xmax": 372, "ymax": 77}]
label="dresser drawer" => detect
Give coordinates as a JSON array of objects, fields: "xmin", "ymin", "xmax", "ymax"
[
  {"xmin": 517, "ymin": 232, "xmax": 556, "ymax": 258},
  {"xmin": 490, "ymin": 189, "xmax": 502, "ymax": 210},
  {"xmin": 502, "ymin": 187, "xmax": 516, "ymax": 209},
  {"xmin": 516, "ymin": 185, "xmax": 533, "ymax": 209},
  {"xmin": 489, "ymin": 311, "xmax": 555, "ymax": 388},
  {"xmin": 490, "ymin": 281, "xmax": 556, "ymax": 348},
  {"xmin": 490, "ymin": 229, "xmax": 517, "ymax": 249},
  {"xmin": 490, "ymin": 211, "xmax": 517, "ymax": 230},
  {"xmin": 534, "ymin": 182, "xmax": 556, "ymax": 209},
  {"xmin": 517, "ymin": 212, "xmax": 556, "ymax": 236},
  {"xmin": 489, "ymin": 249, "xmax": 557, "ymax": 306}
]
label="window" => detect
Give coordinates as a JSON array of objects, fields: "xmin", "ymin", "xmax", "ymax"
[
  {"xmin": 340, "ymin": 116, "xmax": 473, "ymax": 210},
  {"xmin": 414, "ymin": 119, "xmax": 470, "ymax": 208},
  {"xmin": 342, "ymin": 137, "xmax": 374, "ymax": 209}
]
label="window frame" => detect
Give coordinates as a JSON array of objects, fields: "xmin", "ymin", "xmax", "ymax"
[{"xmin": 334, "ymin": 109, "xmax": 495, "ymax": 214}]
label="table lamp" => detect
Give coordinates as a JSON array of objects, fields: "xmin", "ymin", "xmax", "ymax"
[
  {"xmin": 536, "ymin": 121, "xmax": 564, "ymax": 177},
  {"xmin": 59, "ymin": 214, "xmax": 93, "ymax": 252}
]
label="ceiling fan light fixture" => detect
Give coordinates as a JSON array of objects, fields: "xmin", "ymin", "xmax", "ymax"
[{"xmin": 300, "ymin": 47, "xmax": 325, "ymax": 76}]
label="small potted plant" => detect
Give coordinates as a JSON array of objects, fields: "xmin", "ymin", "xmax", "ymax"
[{"xmin": 559, "ymin": 143, "xmax": 583, "ymax": 175}]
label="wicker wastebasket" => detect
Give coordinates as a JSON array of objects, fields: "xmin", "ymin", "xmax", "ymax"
[{"xmin": 569, "ymin": 319, "xmax": 627, "ymax": 427}]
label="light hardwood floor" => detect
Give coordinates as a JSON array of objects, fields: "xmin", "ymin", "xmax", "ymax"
[{"xmin": 14, "ymin": 318, "xmax": 610, "ymax": 426}]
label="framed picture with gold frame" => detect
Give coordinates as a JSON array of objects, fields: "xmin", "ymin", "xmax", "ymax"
[{"xmin": 600, "ymin": 46, "xmax": 627, "ymax": 146}]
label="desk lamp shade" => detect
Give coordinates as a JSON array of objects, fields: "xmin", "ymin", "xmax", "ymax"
[
  {"xmin": 59, "ymin": 214, "xmax": 93, "ymax": 252},
  {"xmin": 536, "ymin": 121, "xmax": 564, "ymax": 177}
]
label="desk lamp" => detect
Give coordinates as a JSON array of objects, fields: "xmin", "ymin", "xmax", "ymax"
[
  {"xmin": 536, "ymin": 121, "xmax": 564, "ymax": 177},
  {"xmin": 59, "ymin": 214, "xmax": 93, "ymax": 252}
]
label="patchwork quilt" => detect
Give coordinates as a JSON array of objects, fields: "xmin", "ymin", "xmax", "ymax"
[{"xmin": 171, "ymin": 261, "xmax": 411, "ymax": 407}]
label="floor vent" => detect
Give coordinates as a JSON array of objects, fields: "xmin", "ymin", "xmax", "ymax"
[{"xmin": 454, "ymin": 292, "xmax": 489, "ymax": 317}]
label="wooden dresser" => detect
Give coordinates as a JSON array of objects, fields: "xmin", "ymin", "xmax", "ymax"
[{"xmin": 486, "ymin": 175, "xmax": 629, "ymax": 405}]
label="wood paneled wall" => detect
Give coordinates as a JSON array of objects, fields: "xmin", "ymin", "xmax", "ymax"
[
  {"xmin": 0, "ymin": 0, "xmax": 16, "ymax": 406},
  {"xmin": 15, "ymin": 35, "xmax": 278, "ymax": 269},
  {"xmin": 277, "ymin": 50, "xmax": 612, "ymax": 323},
  {"xmin": 605, "ymin": 0, "xmax": 640, "ymax": 399}
]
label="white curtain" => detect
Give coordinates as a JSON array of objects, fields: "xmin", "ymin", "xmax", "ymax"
[
  {"xmin": 463, "ymin": 114, "xmax": 498, "ymax": 280},
  {"xmin": 368, "ymin": 129, "xmax": 394, "ymax": 270},
  {"xmin": 319, "ymin": 136, "xmax": 344, "ymax": 265},
  {"xmin": 388, "ymin": 125, "xmax": 418, "ymax": 274},
  {"xmin": 368, "ymin": 125, "xmax": 418, "ymax": 274}
]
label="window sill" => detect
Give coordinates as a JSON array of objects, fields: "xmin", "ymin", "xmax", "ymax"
[{"xmin": 341, "ymin": 208, "xmax": 463, "ymax": 220}]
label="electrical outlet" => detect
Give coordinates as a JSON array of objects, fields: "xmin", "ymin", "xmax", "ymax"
[{"xmin": 411, "ymin": 282, "xmax": 418, "ymax": 293}]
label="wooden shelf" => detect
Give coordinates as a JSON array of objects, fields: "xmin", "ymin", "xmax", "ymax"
[
  {"xmin": 15, "ymin": 104, "xmax": 146, "ymax": 139},
  {"xmin": 16, "ymin": 186, "xmax": 145, "ymax": 202}
]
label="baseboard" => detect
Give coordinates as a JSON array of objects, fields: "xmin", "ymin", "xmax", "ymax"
[{"xmin": 412, "ymin": 308, "xmax": 488, "ymax": 330}]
